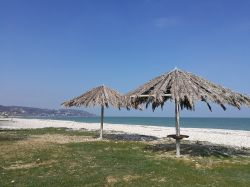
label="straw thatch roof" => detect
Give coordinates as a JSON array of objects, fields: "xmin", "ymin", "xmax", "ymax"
[
  {"xmin": 127, "ymin": 68, "xmax": 250, "ymax": 111},
  {"xmin": 62, "ymin": 85, "xmax": 125, "ymax": 109}
]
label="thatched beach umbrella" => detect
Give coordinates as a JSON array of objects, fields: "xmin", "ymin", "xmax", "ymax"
[
  {"xmin": 62, "ymin": 85, "xmax": 125, "ymax": 139},
  {"xmin": 127, "ymin": 68, "xmax": 250, "ymax": 157}
]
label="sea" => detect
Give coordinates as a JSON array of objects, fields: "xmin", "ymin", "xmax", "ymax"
[{"xmin": 33, "ymin": 117, "xmax": 250, "ymax": 131}]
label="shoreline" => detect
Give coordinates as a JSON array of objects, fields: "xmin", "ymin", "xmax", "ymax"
[
  {"xmin": 1, "ymin": 118, "xmax": 250, "ymax": 148},
  {"xmin": 10, "ymin": 116, "xmax": 250, "ymax": 132}
]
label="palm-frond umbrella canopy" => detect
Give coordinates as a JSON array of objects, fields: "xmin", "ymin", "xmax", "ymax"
[
  {"xmin": 62, "ymin": 85, "xmax": 125, "ymax": 139},
  {"xmin": 127, "ymin": 68, "xmax": 250, "ymax": 156}
]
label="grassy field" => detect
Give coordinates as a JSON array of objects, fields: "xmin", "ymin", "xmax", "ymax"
[{"xmin": 0, "ymin": 128, "xmax": 250, "ymax": 187}]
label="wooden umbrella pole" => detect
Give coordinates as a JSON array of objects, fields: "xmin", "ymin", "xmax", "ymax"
[
  {"xmin": 100, "ymin": 105, "xmax": 104, "ymax": 139},
  {"xmin": 175, "ymin": 100, "xmax": 181, "ymax": 157}
]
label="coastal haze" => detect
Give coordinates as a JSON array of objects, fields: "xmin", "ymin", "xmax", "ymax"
[{"xmin": 0, "ymin": 105, "xmax": 95, "ymax": 117}]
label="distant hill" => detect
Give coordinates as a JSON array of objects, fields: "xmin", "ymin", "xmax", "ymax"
[{"xmin": 0, "ymin": 105, "xmax": 96, "ymax": 117}]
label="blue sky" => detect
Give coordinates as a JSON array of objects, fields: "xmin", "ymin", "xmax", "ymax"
[{"xmin": 0, "ymin": 0, "xmax": 250, "ymax": 117}]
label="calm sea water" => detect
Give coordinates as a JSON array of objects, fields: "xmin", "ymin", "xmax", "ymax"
[{"xmin": 36, "ymin": 117, "xmax": 250, "ymax": 131}]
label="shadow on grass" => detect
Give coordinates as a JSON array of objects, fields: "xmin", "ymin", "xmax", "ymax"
[
  {"xmin": 0, "ymin": 133, "xmax": 28, "ymax": 142},
  {"xmin": 98, "ymin": 133, "xmax": 158, "ymax": 142},
  {"xmin": 145, "ymin": 143, "xmax": 250, "ymax": 158},
  {"xmin": 0, "ymin": 119, "xmax": 13, "ymax": 122}
]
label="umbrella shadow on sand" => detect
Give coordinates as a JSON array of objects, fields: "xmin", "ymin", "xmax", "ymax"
[{"xmin": 145, "ymin": 142, "xmax": 250, "ymax": 158}]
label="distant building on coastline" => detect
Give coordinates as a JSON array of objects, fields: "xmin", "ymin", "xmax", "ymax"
[{"xmin": 0, "ymin": 112, "xmax": 9, "ymax": 118}]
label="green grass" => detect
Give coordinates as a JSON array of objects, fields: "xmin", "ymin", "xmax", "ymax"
[{"xmin": 0, "ymin": 128, "xmax": 250, "ymax": 187}]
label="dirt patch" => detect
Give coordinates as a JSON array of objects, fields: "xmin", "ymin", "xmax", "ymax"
[
  {"xmin": 106, "ymin": 175, "xmax": 118, "ymax": 184},
  {"xmin": 151, "ymin": 177, "xmax": 167, "ymax": 182},
  {"xmin": 105, "ymin": 174, "xmax": 140, "ymax": 185},
  {"xmin": 4, "ymin": 160, "xmax": 56, "ymax": 170},
  {"xmin": 30, "ymin": 134, "xmax": 99, "ymax": 144},
  {"xmin": 123, "ymin": 174, "xmax": 140, "ymax": 182}
]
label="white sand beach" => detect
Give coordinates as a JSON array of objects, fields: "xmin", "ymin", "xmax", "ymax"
[{"xmin": 1, "ymin": 118, "xmax": 250, "ymax": 148}]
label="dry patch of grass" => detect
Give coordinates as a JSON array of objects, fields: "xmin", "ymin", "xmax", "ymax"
[
  {"xmin": 0, "ymin": 134, "xmax": 103, "ymax": 155},
  {"xmin": 3, "ymin": 160, "xmax": 56, "ymax": 170},
  {"xmin": 122, "ymin": 174, "xmax": 140, "ymax": 182},
  {"xmin": 0, "ymin": 134, "xmax": 103, "ymax": 165},
  {"xmin": 30, "ymin": 134, "xmax": 99, "ymax": 144},
  {"xmin": 105, "ymin": 174, "xmax": 140, "ymax": 186},
  {"xmin": 106, "ymin": 175, "xmax": 118, "ymax": 184},
  {"xmin": 150, "ymin": 177, "xmax": 167, "ymax": 183}
]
